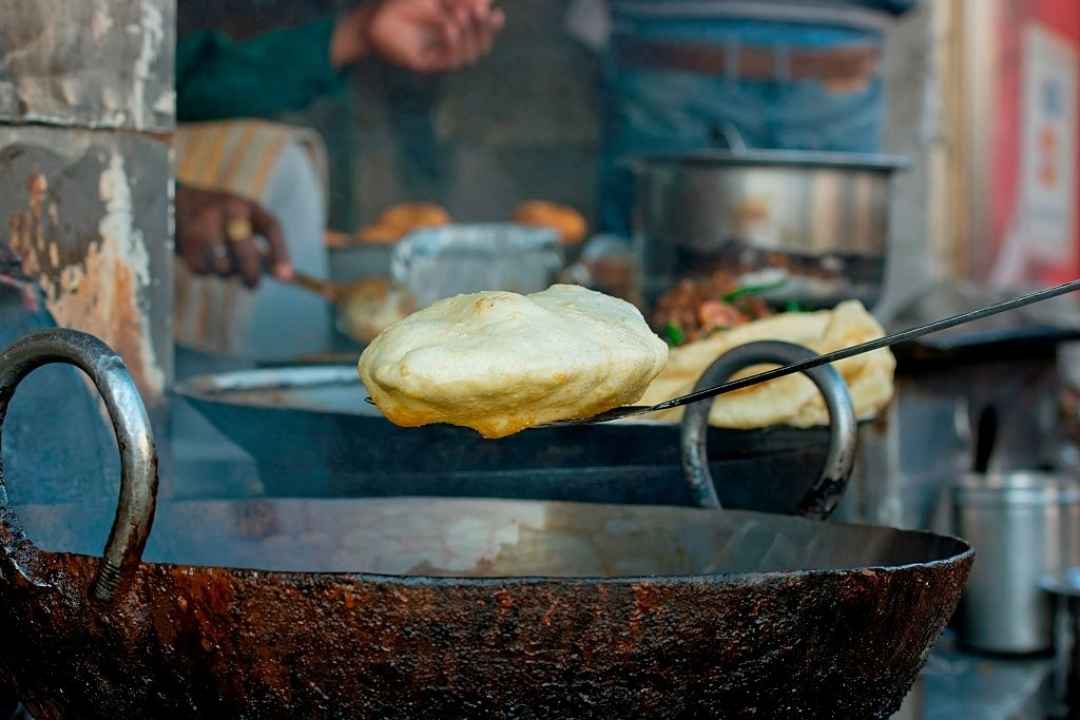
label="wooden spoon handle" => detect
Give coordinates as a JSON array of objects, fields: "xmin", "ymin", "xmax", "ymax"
[{"xmin": 285, "ymin": 271, "xmax": 339, "ymax": 301}]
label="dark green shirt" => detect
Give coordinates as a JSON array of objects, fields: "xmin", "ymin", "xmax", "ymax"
[{"xmin": 176, "ymin": 17, "xmax": 346, "ymax": 123}]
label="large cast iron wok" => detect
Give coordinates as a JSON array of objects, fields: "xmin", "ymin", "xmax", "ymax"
[
  {"xmin": 174, "ymin": 340, "xmax": 860, "ymax": 515},
  {"xmin": 0, "ymin": 330, "xmax": 971, "ymax": 719}
]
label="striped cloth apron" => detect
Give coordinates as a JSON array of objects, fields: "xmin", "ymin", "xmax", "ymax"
[{"xmin": 173, "ymin": 120, "xmax": 329, "ymax": 355}]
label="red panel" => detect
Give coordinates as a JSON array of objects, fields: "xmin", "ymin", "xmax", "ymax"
[
  {"xmin": 1033, "ymin": 0, "xmax": 1080, "ymax": 38},
  {"xmin": 989, "ymin": 0, "xmax": 1080, "ymax": 285}
]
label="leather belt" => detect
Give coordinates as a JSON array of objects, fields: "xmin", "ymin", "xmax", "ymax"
[{"xmin": 615, "ymin": 38, "xmax": 881, "ymax": 85}]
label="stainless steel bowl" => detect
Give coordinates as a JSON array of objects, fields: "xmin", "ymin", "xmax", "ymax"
[{"xmin": 632, "ymin": 150, "xmax": 907, "ymax": 311}]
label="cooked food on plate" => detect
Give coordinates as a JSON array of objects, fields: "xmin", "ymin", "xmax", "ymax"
[
  {"xmin": 359, "ymin": 284, "xmax": 668, "ymax": 438},
  {"xmin": 639, "ymin": 300, "xmax": 895, "ymax": 429}
]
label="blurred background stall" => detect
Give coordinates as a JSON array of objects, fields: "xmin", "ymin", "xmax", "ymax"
[{"xmin": 3, "ymin": 1, "xmax": 1080, "ymax": 718}]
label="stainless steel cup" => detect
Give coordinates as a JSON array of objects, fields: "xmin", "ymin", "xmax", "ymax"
[{"xmin": 953, "ymin": 472, "xmax": 1080, "ymax": 654}]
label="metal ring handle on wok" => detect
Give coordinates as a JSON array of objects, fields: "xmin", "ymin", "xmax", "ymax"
[
  {"xmin": 680, "ymin": 340, "xmax": 857, "ymax": 518},
  {"xmin": 0, "ymin": 329, "xmax": 157, "ymax": 603}
]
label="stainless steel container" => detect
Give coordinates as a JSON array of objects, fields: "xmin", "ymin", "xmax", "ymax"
[
  {"xmin": 328, "ymin": 243, "xmax": 395, "ymax": 285},
  {"xmin": 953, "ymin": 472, "xmax": 1080, "ymax": 654},
  {"xmin": 391, "ymin": 224, "xmax": 562, "ymax": 308},
  {"xmin": 632, "ymin": 150, "xmax": 906, "ymax": 311}
]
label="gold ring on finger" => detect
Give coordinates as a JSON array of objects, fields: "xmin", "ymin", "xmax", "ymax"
[{"xmin": 226, "ymin": 217, "xmax": 253, "ymax": 244}]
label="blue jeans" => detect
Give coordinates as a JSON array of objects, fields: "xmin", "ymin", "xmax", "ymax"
[{"xmin": 597, "ymin": 33, "xmax": 887, "ymax": 237}]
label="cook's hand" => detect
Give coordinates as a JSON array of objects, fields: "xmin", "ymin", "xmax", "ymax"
[
  {"xmin": 331, "ymin": 0, "xmax": 505, "ymax": 73},
  {"xmin": 174, "ymin": 184, "xmax": 292, "ymax": 289}
]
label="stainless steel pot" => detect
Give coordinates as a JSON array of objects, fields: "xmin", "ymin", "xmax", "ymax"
[
  {"xmin": 632, "ymin": 149, "xmax": 906, "ymax": 311},
  {"xmin": 953, "ymin": 472, "xmax": 1080, "ymax": 654}
]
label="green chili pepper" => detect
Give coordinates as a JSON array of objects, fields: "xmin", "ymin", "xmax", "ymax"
[
  {"xmin": 662, "ymin": 322, "xmax": 685, "ymax": 347},
  {"xmin": 722, "ymin": 279, "xmax": 788, "ymax": 303}
]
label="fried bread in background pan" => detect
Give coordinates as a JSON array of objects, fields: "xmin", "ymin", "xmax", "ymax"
[
  {"xmin": 357, "ymin": 203, "xmax": 451, "ymax": 244},
  {"xmin": 338, "ymin": 278, "xmax": 416, "ymax": 344},
  {"xmin": 638, "ymin": 300, "xmax": 895, "ymax": 429},
  {"xmin": 359, "ymin": 285, "xmax": 668, "ymax": 438},
  {"xmin": 513, "ymin": 201, "xmax": 587, "ymax": 246}
]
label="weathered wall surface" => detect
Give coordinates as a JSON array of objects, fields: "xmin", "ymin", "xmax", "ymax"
[
  {"xmin": 0, "ymin": 0, "xmax": 173, "ymax": 130},
  {"xmin": 0, "ymin": 128, "xmax": 173, "ymax": 402}
]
